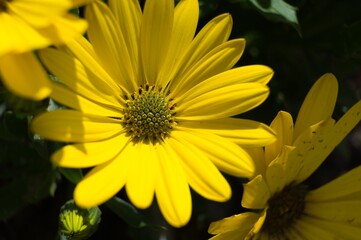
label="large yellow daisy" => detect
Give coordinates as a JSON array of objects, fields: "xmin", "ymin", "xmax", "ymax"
[
  {"xmin": 209, "ymin": 74, "xmax": 361, "ymax": 239},
  {"xmin": 0, "ymin": 0, "xmax": 88, "ymax": 100},
  {"xmin": 32, "ymin": 0, "xmax": 275, "ymax": 227}
]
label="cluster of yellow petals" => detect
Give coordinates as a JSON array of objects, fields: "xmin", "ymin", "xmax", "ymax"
[{"xmin": 0, "ymin": 0, "xmax": 91, "ymax": 100}]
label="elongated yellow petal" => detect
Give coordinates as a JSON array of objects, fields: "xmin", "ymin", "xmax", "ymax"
[
  {"xmin": 64, "ymin": 36, "xmax": 123, "ymax": 95},
  {"xmin": 294, "ymin": 218, "xmax": 336, "ymax": 240},
  {"xmin": 242, "ymin": 175, "xmax": 270, "ymax": 209},
  {"xmin": 300, "ymin": 215, "xmax": 361, "ymax": 240},
  {"xmin": 295, "ymin": 101, "xmax": 361, "ymax": 183},
  {"xmin": 209, "ymin": 230, "xmax": 248, "ymax": 240},
  {"xmin": 167, "ymin": 132, "xmax": 231, "ymax": 201},
  {"xmin": 168, "ymin": 14, "xmax": 232, "ymax": 89},
  {"xmin": 179, "ymin": 118, "xmax": 275, "ymax": 146},
  {"xmin": 177, "ymin": 83, "xmax": 269, "ymax": 120},
  {"xmin": 209, "ymin": 212, "xmax": 260, "ymax": 234},
  {"xmin": 86, "ymin": 1, "xmax": 137, "ymax": 91},
  {"xmin": 155, "ymin": 142, "xmax": 191, "ymax": 227},
  {"xmin": 265, "ymin": 162, "xmax": 287, "ymax": 196},
  {"xmin": 50, "ymin": 82, "xmax": 122, "ymax": 117},
  {"xmin": 125, "ymin": 143, "xmax": 157, "ymax": 209},
  {"xmin": 209, "ymin": 212, "xmax": 260, "ymax": 240},
  {"xmin": 306, "ymin": 165, "xmax": 361, "ymax": 201},
  {"xmin": 74, "ymin": 155, "xmax": 129, "ymax": 208},
  {"xmin": 108, "ymin": 0, "xmax": 141, "ymax": 79},
  {"xmin": 37, "ymin": 14, "xmax": 87, "ymax": 45},
  {"xmin": 140, "ymin": 0, "xmax": 173, "ymax": 85},
  {"xmin": 294, "ymin": 73, "xmax": 338, "ymax": 140},
  {"xmin": 52, "ymin": 134, "xmax": 129, "ymax": 168},
  {"xmin": 31, "ymin": 110, "xmax": 123, "ymax": 142},
  {"xmin": 290, "ymin": 118, "xmax": 335, "ymax": 184},
  {"xmin": 265, "ymin": 111, "xmax": 294, "ymax": 164},
  {"xmin": 173, "ymin": 127, "xmax": 255, "ymax": 178},
  {"xmin": 40, "ymin": 48, "xmax": 121, "ymax": 107},
  {"xmin": 305, "ymin": 200, "xmax": 361, "ymax": 226},
  {"xmin": 0, "ymin": 52, "xmax": 51, "ymax": 100},
  {"xmin": 172, "ymin": 39, "xmax": 245, "ymax": 97},
  {"xmin": 0, "ymin": 1, "xmax": 84, "ymax": 54},
  {"xmin": 159, "ymin": 0, "xmax": 199, "ymax": 86},
  {"xmin": 176, "ymin": 65, "xmax": 273, "ymax": 103},
  {"xmin": 8, "ymin": 0, "xmax": 70, "ymax": 27}
]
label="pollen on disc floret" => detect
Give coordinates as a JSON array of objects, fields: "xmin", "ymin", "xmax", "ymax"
[{"xmin": 122, "ymin": 84, "xmax": 177, "ymax": 143}]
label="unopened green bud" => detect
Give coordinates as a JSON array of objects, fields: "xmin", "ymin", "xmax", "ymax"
[{"xmin": 58, "ymin": 200, "xmax": 101, "ymax": 240}]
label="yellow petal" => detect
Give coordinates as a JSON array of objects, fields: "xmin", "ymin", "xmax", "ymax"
[
  {"xmin": 37, "ymin": 14, "xmax": 87, "ymax": 45},
  {"xmin": 242, "ymin": 175, "xmax": 270, "ymax": 209},
  {"xmin": 176, "ymin": 83, "xmax": 269, "ymax": 120},
  {"xmin": 293, "ymin": 218, "xmax": 335, "ymax": 240},
  {"xmin": 179, "ymin": 118, "xmax": 276, "ymax": 147},
  {"xmin": 208, "ymin": 212, "xmax": 260, "ymax": 234},
  {"xmin": 294, "ymin": 73, "xmax": 338, "ymax": 140},
  {"xmin": 208, "ymin": 212, "xmax": 260, "ymax": 240},
  {"xmin": 295, "ymin": 100, "xmax": 361, "ymax": 183},
  {"xmin": 167, "ymin": 132, "xmax": 231, "ymax": 201},
  {"xmin": 300, "ymin": 215, "xmax": 361, "ymax": 240},
  {"xmin": 177, "ymin": 65, "xmax": 273, "ymax": 103},
  {"xmin": 125, "ymin": 142, "xmax": 157, "ymax": 209},
  {"xmin": 305, "ymin": 200, "xmax": 361, "ymax": 226},
  {"xmin": 290, "ymin": 118, "xmax": 335, "ymax": 184},
  {"xmin": 172, "ymin": 127, "xmax": 255, "ymax": 178},
  {"xmin": 140, "ymin": 0, "xmax": 173, "ymax": 85},
  {"xmin": 265, "ymin": 163, "xmax": 287, "ymax": 196},
  {"xmin": 306, "ymin": 165, "xmax": 361, "ymax": 201},
  {"xmin": 168, "ymin": 13, "xmax": 232, "ymax": 89},
  {"xmin": 74, "ymin": 154, "xmax": 129, "ymax": 208},
  {"xmin": 159, "ymin": 0, "xmax": 199, "ymax": 86},
  {"xmin": 108, "ymin": 0, "xmax": 141, "ymax": 79},
  {"xmin": 265, "ymin": 111, "xmax": 294, "ymax": 164},
  {"xmin": 0, "ymin": 52, "xmax": 51, "ymax": 100},
  {"xmin": 50, "ymin": 82, "xmax": 122, "ymax": 117},
  {"xmin": 209, "ymin": 230, "xmax": 248, "ymax": 240},
  {"xmin": 64, "ymin": 36, "xmax": 122, "ymax": 94},
  {"xmin": 86, "ymin": 1, "xmax": 137, "ymax": 91},
  {"xmin": 8, "ymin": 0, "xmax": 70, "ymax": 28},
  {"xmin": 40, "ymin": 47, "xmax": 121, "ymax": 107},
  {"xmin": 72, "ymin": 0, "xmax": 95, "ymax": 7},
  {"xmin": 155, "ymin": 142, "xmax": 191, "ymax": 227},
  {"xmin": 172, "ymin": 39, "xmax": 245, "ymax": 97},
  {"xmin": 52, "ymin": 134, "xmax": 129, "ymax": 168},
  {"xmin": 31, "ymin": 110, "xmax": 123, "ymax": 142}
]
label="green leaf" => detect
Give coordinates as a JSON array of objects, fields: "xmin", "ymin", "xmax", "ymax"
[
  {"xmin": 0, "ymin": 140, "xmax": 57, "ymax": 220},
  {"xmin": 249, "ymin": 0, "xmax": 300, "ymax": 34},
  {"xmin": 105, "ymin": 197, "xmax": 148, "ymax": 228},
  {"xmin": 59, "ymin": 167, "xmax": 83, "ymax": 184}
]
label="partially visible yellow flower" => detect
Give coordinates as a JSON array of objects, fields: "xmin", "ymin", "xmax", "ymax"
[
  {"xmin": 0, "ymin": 0, "xmax": 88, "ymax": 100},
  {"xmin": 209, "ymin": 74, "xmax": 361, "ymax": 239},
  {"xmin": 31, "ymin": 0, "xmax": 275, "ymax": 227}
]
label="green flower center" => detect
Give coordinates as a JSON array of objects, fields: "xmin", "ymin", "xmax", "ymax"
[
  {"xmin": 262, "ymin": 184, "xmax": 307, "ymax": 238},
  {"xmin": 122, "ymin": 85, "xmax": 176, "ymax": 143}
]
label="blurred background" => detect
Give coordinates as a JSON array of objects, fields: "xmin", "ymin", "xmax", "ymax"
[{"xmin": 1, "ymin": 0, "xmax": 361, "ymax": 239}]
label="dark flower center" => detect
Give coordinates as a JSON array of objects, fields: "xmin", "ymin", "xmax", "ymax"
[
  {"xmin": 122, "ymin": 85, "xmax": 176, "ymax": 143},
  {"xmin": 0, "ymin": 0, "xmax": 10, "ymax": 12},
  {"xmin": 262, "ymin": 184, "xmax": 307, "ymax": 238}
]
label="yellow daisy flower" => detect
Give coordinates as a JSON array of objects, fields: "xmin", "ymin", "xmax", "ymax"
[
  {"xmin": 0, "ymin": 0, "xmax": 88, "ymax": 100},
  {"xmin": 209, "ymin": 74, "xmax": 361, "ymax": 239},
  {"xmin": 31, "ymin": 0, "xmax": 275, "ymax": 227}
]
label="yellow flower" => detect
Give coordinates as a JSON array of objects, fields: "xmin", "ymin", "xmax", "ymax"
[
  {"xmin": 31, "ymin": 0, "xmax": 275, "ymax": 227},
  {"xmin": 0, "ymin": 0, "xmax": 88, "ymax": 100},
  {"xmin": 208, "ymin": 74, "xmax": 361, "ymax": 239}
]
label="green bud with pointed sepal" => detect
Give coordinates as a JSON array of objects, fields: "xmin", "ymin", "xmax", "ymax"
[{"xmin": 58, "ymin": 199, "xmax": 101, "ymax": 240}]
